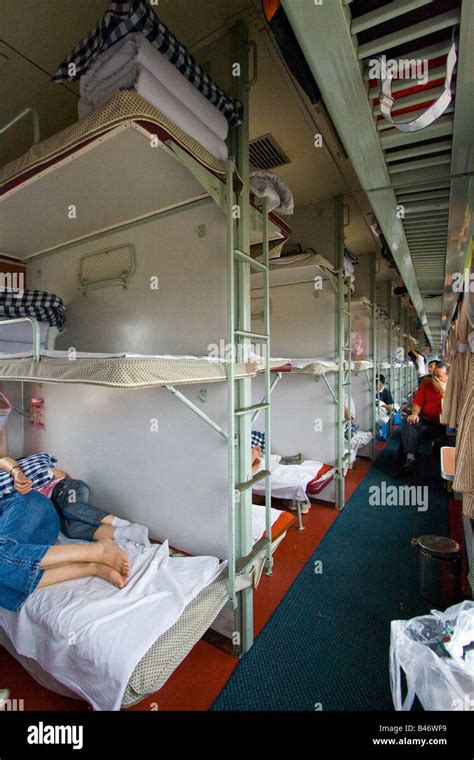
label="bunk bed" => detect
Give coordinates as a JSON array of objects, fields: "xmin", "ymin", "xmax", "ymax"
[
  {"xmin": 0, "ymin": 6, "xmax": 290, "ymax": 707},
  {"xmin": 249, "ymin": 214, "xmax": 354, "ymax": 510}
]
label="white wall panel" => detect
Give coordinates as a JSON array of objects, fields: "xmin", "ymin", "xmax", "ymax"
[{"xmin": 23, "ymin": 200, "xmax": 231, "ymax": 557}]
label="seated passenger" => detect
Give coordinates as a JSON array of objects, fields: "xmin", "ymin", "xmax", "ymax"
[
  {"xmin": 376, "ymin": 373, "xmax": 393, "ymax": 429},
  {"xmin": 426, "ymin": 354, "xmax": 439, "ymax": 378},
  {"xmin": 0, "ymin": 452, "xmax": 150, "ymax": 612},
  {"xmin": 397, "ymin": 362, "xmax": 449, "ymax": 476}
]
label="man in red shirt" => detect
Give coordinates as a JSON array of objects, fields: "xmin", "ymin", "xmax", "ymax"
[{"xmin": 399, "ymin": 362, "xmax": 449, "ymax": 475}]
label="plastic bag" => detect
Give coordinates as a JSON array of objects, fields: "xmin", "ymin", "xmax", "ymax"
[{"xmin": 390, "ymin": 601, "xmax": 474, "ymax": 711}]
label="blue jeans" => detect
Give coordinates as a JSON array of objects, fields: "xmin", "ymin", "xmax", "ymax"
[
  {"xmin": 52, "ymin": 479, "xmax": 109, "ymax": 541},
  {"xmin": 0, "ymin": 491, "xmax": 59, "ymax": 612}
]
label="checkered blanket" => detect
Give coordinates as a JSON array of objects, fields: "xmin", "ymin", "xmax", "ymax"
[
  {"xmin": 53, "ymin": 0, "xmax": 243, "ymax": 129},
  {"xmin": 0, "ymin": 290, "xmax": 66, "ymax": 330},
  {"xmin": 251, "ymin": 430, "xmax": 266, "ymax": 452}
]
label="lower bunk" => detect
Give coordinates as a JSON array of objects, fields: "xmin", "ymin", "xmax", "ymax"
[{"xmin": 0, "ymin": 505, "xmax": 294, "ymax": 711}]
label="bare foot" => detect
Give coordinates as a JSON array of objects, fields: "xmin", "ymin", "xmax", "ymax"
[
  {"xmin": 91, "ymin": 562, "xmax": 128, "ymax": 589},
  {"xmin": 94, "ymin": 539, "xmax": 130, "ymax": 577}
]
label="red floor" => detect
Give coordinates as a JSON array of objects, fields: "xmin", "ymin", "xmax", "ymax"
[{"xmin": 0, "ymin": 456, "xmax": 378, "ymax": 712}]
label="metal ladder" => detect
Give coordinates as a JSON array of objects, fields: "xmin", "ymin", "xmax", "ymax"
[
  {"xmin": 336, "ymin": 269, "xmax": 353, "ymax": 508},
  {"xmin": 226, "ymin": 159, "xmax": 272, "ymax": 655}
]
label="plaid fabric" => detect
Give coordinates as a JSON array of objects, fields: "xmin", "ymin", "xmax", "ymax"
[
  {"xmin": 251, "ymin": 430, "xmax": 265, "ymax": 452},
  {"xmin": 345, "ymin": 421, "xmax": 359, "ymax": 440},
  {"xmin": 0, "ymin": 453, "xmax": 58, "ymax": 499},
  {"xmin": 344, "ymin": 247, "xmax": 359, "ymax": 265},
  {"xmin": 0, "ymin": 289, "xmax": 66, "ymax": 329},
  {"xmin": 53, "ymin": 0, "xmax": 243, "ymax": 129}
]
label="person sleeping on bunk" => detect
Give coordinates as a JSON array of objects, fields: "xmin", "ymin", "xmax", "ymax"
[
  {"xmin": 0, "ymin": 453, "xmax": 148, "ymax": 612},
  {"xmin": 396, "ymin": 362, "xmax": 449, "ymax": 477}
]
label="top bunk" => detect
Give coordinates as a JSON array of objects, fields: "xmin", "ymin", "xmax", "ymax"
[
  {"xmin": 0, "ymin": 348, "xmax": 258, "ymax": 389},
  {"xmin": 0, "ymin": 4, "xmax": 291, "ymax": 258}
]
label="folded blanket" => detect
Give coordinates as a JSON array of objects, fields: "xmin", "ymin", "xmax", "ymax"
[
  {"xmin": 53, "ymin": 0, "xmax": 243, "ymax": 128},
  {"xmin": 79, "ymin": 65, "xmax": 228, "ymax": 161},
  {"xmin": 0, "ymin": 290, "xmax": 65, "ymax": 330},
  {"xmin": 249, "ymin": 171, "xmax": 294, "ymax": 215},
  {"xmin": 79, "ymin": 32, "xmax": 228, "ymax": 142}
]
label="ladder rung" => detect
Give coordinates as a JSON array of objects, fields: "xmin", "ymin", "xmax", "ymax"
[
  {"xmin": 236, "ymin": 469, "xmax": 271, "ymax": 494},
  {"xmin": 233, "ymin": 248, "xmax": 269, "ymax": 273},
  {"xmin": 342, "ymin": 309, "xmax": 351, "ymax": 315},
  {"xmin": 235, "ymin": 329, "xmax": 269, "ymax": 341},
  {"xmin": 235, "ymin": 403, "xmax": 270, "ymax": 416}
]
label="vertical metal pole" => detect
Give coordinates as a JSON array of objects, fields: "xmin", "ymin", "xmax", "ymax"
[
  {"xmin": 262, "ymin": 197, "xmax": 272, "ymax": 573},
  {"xmin": 335, "ymin": 196, "xmax": 345, "ymax": 508},
  {"xmin": 230, "ymin": 20, "xmax": 253, "ymax": 655},
  {"xmin": 346, "ymin": 272, "xmax": 352, "ymax": 481},
  {"xmin": 370, "ymin": 255, "xmax": 377, "ymax": 460},
  {"xmin": 387, "ymin": 281, "xmax": 393, "ymax": 436},
  {"xmin": 226, "ymin": 159, "xmax": 236, "ymax": 609},
  {"xmin": 403, "ymin": 311, "xmax": 408, "ymax": 398}
]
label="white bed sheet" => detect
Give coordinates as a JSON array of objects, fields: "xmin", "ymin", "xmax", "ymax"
[
  {"xmin": 251, "ymin": 503, "xmax": 285, "ymax": 544},
  {"xmin": 0, "ymin": 538, "xmax": 223, "ymax": 711},
  {"xmin": 253, "ymin": 455, "xmax": 325, "ymax": 502}
]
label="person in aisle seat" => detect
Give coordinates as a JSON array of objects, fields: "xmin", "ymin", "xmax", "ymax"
[
  {"xmin": 396, "ymin": 362, "xmax": 449, "ymax": 477},
  {"xmin": 375, "ymin": 374, "xmax": 393, "ymax": 429},
  {"xmin": 0, "ymin": 452, "xmax": 153, "ymax": 611},
  {"xmin": 426, "ymin": 354, "xmax": 439, "ymax": 377}
]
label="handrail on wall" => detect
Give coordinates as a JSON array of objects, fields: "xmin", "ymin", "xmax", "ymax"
[
  {"xmin": 0, "ymin": 107, "xmax": 40, "ymax": 144},
  {"xmin": 0, "ymin": 317, "xmax": 41, "ymax": 361}
]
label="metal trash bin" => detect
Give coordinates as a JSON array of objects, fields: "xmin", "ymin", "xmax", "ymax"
[{"xmin": 411, "ymin": 535, "xmax": 463, "ymax": 609}]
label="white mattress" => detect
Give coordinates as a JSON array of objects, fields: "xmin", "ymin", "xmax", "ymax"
[
  {"xmin": 253, "ymin": 455, "xmax": 327, "ymax": 502},
  {"xmin": 289, "ymin": 358, "xmax": 340, "ymax": 375},
  {"xmin": 0, "ymin": 537, "xmax": 223, "ymax": 711},
  {"xmin": 78, "ymin": 32, "xmax": 228, "ymax": 161},
  {"xmin": 0, "ymin": 350, "xmax": 257, "ymax": 387},
  {"xmin": 353, "ymin": 360, "xmax": 374, "ymax": 371}
]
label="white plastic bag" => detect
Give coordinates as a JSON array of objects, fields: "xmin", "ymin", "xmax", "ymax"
[{"xmin": 390, "ymin": 600, "xmax": 474, "ymax": 711}]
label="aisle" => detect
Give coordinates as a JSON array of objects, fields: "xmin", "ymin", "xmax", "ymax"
[{"xmin": 211, "ymin": 434, "xmax": 449, "ymax": 711}]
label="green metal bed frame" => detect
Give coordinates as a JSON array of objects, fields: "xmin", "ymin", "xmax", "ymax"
[{"xmin": 0, "ymin": 20, "xmax": 275, "ymax": 657}]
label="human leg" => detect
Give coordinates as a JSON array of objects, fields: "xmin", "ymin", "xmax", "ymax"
[
  {"xmin": 400, "ymin": 419, "xmax": 422, "ymax": 457},
  {"xmin": 39, "ymin": 540, "xmax": 130, "ymax": 575},
  {"xmin": 52, "ymin": 479, "xmax": 113, "ymax": 541},
  {"xmin": 37, "ymin": 561, "xmax": 128, "ymax": 590}
]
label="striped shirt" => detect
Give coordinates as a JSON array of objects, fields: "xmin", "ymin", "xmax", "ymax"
[{"xmin": 0, "ymin": 453, "xmax": 57, "ymax": 499}]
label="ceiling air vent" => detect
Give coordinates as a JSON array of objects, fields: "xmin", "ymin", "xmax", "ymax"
[{"xmin": 249, "ymin": 133, "xmax": 290, "ymax": 171}]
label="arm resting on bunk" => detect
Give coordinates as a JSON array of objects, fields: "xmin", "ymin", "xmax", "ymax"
[{"xmin": 0, "ymin": 456, "xmax": 33, "ymax": 494}]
